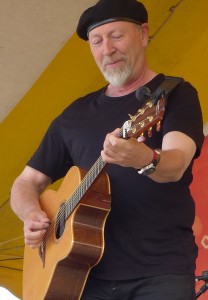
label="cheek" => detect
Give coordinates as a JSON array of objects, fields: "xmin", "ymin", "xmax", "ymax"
[{"xmin": 91, "ymin": 50, "xmax": 103, "ymax": 68}]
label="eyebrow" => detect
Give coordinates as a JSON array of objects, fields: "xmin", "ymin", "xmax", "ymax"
[{"xmin": 89, "ymin": 28, "xmax": 125, "ymax": 40}]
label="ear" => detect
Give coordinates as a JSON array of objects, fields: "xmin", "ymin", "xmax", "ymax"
[{"xmin": 140, "ymin": 23, "xmax": 149, "ymax": 47}]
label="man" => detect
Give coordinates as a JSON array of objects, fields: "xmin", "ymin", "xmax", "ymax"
[{"xmin": 10, "ymin": 0, "xmax": 204, "ymax": 299}]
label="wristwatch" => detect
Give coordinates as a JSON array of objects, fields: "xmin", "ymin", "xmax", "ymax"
[{"xmin": 138, "ymin": 149, "xmax": 161, "ymax": 176}]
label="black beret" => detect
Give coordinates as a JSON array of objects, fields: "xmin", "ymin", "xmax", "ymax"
[{"xmin": 77, "ymin": 0, "xmax": 148, "ymax": 41}]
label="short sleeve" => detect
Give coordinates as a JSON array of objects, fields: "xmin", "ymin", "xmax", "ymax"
[
  {"xmin": 27, "ymin": 116, "xmax": 73, "ymax": 182},
  {"xmin": 162, "ymin": 81, "xmax": 204, "ymax": 157}
]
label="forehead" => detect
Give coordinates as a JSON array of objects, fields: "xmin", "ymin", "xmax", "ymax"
[{"xmin": 88, "ymin": 21, "xmax": 137, "ymax": 38}]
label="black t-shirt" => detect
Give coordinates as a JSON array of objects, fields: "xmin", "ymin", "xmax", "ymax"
[{"xmin": 28, "ymin": 74, "xmax": 204, "ymax": 280}]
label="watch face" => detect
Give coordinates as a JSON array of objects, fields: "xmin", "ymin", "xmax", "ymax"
[
  {"xmin": 138, "ymin": 150, "xmax": 160, "ymax": 176},
  {"xmin": 142, "ymin": 166, "xmax": 156, "ymax": 176}
]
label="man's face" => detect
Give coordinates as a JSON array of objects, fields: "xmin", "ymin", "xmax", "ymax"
[{"xmin": 88, "ymin": 21, "xmax": 149, "ymax": 87}]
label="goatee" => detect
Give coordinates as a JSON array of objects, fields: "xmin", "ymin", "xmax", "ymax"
[{"xmin": 102, "ymin": 65, "xmax": 132, "ymax": 87}]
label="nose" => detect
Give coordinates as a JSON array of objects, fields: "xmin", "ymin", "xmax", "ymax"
[{"xmin": 102, "ymin": 38, "xmax": 116, "ymax": 56}]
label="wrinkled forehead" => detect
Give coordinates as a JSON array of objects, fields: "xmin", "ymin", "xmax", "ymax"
[
  {"xmin": 88, "ymin": 20, "xmax": 140, "ymax": 38},
  {"xmin": 87, "ymin": 17, "xmax": 142, "ymax": 37}
]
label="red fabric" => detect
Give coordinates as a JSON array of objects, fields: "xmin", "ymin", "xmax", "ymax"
[{"xmin": 191, "ymin": 135, "xmax": 208, "ymax": 299}]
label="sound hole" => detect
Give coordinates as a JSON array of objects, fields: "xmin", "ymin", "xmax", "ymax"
[{"xmin": 55, "ymin": 203, "xmax": 66, "ymax": 239}]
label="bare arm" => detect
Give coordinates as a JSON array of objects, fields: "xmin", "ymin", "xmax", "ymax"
[
  {"xmin": 149, "ymin": 131, "xmax": 196, "ymax": 182},
  {"xmin": 10, "ymin": 166, "xmax": 52, "ymax": 248},
  {"xmin": 101, "ymin": 130, "xmax": 196, "ymax": 183}
]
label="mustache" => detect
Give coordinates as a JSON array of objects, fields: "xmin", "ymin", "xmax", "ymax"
[{"xmin": 102, "ymin": 56, "xmax": 126, "ymax": 67}]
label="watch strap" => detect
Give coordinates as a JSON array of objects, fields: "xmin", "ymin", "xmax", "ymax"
[{"xmin": 138, "ymin": 149, "xmax": 161, "ymax": 175}]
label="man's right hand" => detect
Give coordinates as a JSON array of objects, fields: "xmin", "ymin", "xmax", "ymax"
[{"xmin": 24, "ymin": 211, "xmax": 50, "ymax": 248}]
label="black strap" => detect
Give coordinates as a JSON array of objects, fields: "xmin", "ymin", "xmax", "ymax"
[{"xmin": 151, "ymin": 76, "xmax": 184, "ymax": 104}]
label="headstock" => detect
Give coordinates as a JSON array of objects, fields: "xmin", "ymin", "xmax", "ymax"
[{"xmin": 120, "ymin": 95, "xmax": 166, "ymax": 139}]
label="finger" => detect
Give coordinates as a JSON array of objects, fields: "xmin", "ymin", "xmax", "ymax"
[
  {"xmin": 101, "ymin": 150, "xmax": 114, "ymax": 163},
  {"xmin": 30, "ymin": 244, "xmax": 41, "ymax": 249},
  {"xmin": 34, "ymin": 212, "xmax": 50, "ymax": 223},
  {"xmin": 24, "ymin": 223, "xmax": 47, "ymax": 237},
  {"xmin": 137, "ymin": 136, "xmax": 146, "ymax": 143},
  {"xmin": 108, "ymin": 135, "xmax": 117, "ymax": 146},
  {"xmin": 24, "ymin": 228, "xmax": 46, "ymax": 246},
  {"xmin": 24, "ymin": 218, "xmax": 50, "ymax": 233}
]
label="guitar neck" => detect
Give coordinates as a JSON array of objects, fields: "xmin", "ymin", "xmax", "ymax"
[{"xmin": 65, "ymin": 156, "xmax": 107, "ymax": 216}]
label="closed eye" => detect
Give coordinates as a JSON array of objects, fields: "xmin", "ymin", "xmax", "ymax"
[
  {"xmin": 112, "ymin": 34, "xmax": 123, "ymax": 41},
  {"xmin": 89, "ymin": 37, "xmax": 103, "ymax": 46}
]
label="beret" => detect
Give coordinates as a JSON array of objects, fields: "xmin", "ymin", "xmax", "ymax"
[{"xmin": 76, "ymin": 0, "xmax": 148, "ymax": 41}]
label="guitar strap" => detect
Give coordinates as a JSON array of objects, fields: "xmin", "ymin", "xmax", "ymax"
[{"xmin": 151, "ymin": 75, "xmax": 184, "ymax": 104}]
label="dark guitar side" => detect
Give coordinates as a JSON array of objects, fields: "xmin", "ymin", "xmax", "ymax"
[{"xmin": 23, "ymin": 166, "xmax": 111, "ymax": 300}]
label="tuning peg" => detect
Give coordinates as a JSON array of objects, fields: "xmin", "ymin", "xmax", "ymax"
[
  {"xmin": 128, "ymin": 114, "xmax": 136, "ymax": 121},
  {"xmin": 148, "ymin": 127, "xmax": 152, "ymax": 137},
  {"xmin": 156, "ymin": 121, "xmax": 161, "ymax": 132}
]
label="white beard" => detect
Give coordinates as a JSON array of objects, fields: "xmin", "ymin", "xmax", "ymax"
[{"xmin": 102, "ymin": 64, "xmax": 132, "ymax": 87}]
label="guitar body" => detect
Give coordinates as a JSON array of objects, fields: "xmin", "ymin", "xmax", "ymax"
[{"xmin": 23, "ymin": 166, "xmax": 111, "ymax": 300}]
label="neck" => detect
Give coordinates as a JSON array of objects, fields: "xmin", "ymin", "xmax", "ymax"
[{"xmin": 105, "ymin": 68, "xmax": 158, "ymax": 97}]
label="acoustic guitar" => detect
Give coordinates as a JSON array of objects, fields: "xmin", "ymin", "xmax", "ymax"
[{"xmin": 23, "ymin": 94, "xmax": 165, "ymax": 300}]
